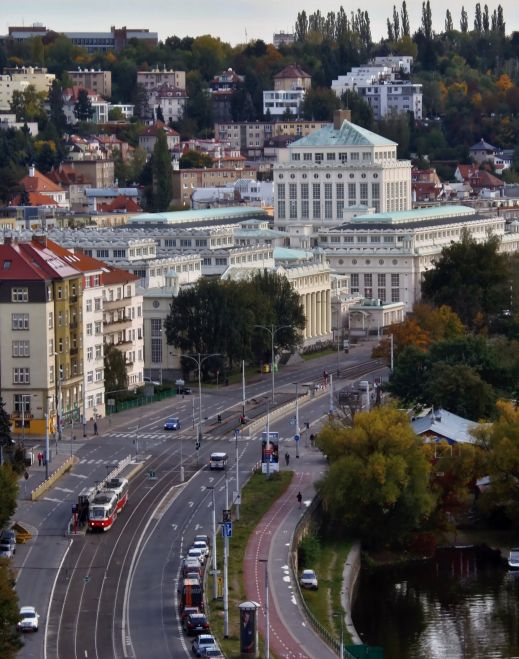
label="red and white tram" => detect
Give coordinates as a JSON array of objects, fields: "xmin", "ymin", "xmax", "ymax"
[
  {"xmin": 105, "ymin": 477, "xmax": 129, "ymax": 512},
  {"xmin": 88, "ymin": 490, "xmax": 118, "ymax": 531}
]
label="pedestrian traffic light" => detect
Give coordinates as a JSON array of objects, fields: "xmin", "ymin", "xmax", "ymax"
[{"xmin": 195, "ymin": 440, "xmax": 200, "ymax": 450}]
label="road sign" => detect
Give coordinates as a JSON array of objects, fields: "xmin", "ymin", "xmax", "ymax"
[
  {"xmin": 222, "ymin": 521, "xmax": 232, "ymax": 537},
  {"xmin": 72, "ymin": 504, "xmax": 77, "ymax": 514},
  {"xmin": 294, "ymin": 434, "xmax": 300, "ymax": 442},
  {"xmin": 289, "ymin": 416, "xmax": 296, "ymax": 426}
]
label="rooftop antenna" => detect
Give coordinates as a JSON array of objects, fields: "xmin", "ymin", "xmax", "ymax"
[{"xmin": 245, "ymin": 27, "xmax": 248, "ymax": 43}]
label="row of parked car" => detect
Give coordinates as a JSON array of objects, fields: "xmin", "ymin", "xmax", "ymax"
[
  {"xmin": 179, "ymin": 534, "xmax": 223, "ymax": 658},
  {"xmin": 0, "ymin": 527, "xmax": 42, "ymax": 633}
]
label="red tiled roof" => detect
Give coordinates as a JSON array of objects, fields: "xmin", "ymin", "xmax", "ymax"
[
  {"xmin": 274, "ymin": 64, "xmax": 311, "ymax": 79},
  {"xmin": 456, "ymin": 164, "xmax": 478, "ymax": 180},
  {"xmin": 102, "ymin": 265, "xmax": 139, "ymax": 285},
  {"xmin": 469, "ymin": 170, "xmax": 504, "ymax": 188},
  {"xmin": 43, "ymin": 238, "xmax": 107, "ymax": 273},
  {"xmin": 0, "ymin": 240, "xmax": 79, "ymax": 281},
  {"xmin": 19, "ymin": 168, "xmax": 64, "ymax": 193},
  {"xmin": 9, "ymin": 191, "xmax": 59, "ymax": 207},
  {"xmin": 97, "ymin": 195, "xmax": 142, "ymax": 212}
]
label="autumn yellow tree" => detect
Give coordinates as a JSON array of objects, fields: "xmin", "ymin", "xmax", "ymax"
[
  {"xmin": 472, "ymin": 400, "xmax": 519, "ymax": 524},
  {"xmin": 317, "ymin": 406, "xmax": 435, "ymax": 547}
]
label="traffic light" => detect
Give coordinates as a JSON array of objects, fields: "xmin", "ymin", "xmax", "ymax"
[
  {"xmin": 222, "ymin": 509, "xmax": 231, "ymax": 523},
  {"xmin": 195, "ymin": 440, "xmax": 200, "ymax": 450}
]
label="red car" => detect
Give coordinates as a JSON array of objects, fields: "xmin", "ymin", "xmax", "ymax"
[
  {"xmin": 183, "ymin": 613, "xmax": 209, "ymax": 636},
  {"xmin": 180, "ymin": 606, "xmax": 200, "ymax": 623}
]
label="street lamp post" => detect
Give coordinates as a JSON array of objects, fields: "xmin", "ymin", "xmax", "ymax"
[
  {"xmin": 293, "ymin": 383, "xmax": 300, "ymax": 459},
  {"xmin": 176, "ymin": 352, "xmax": 220, "ymax": 448},
  {"xmin": 259, "ymin": 558, "xmax": 269, "ymax": 659},
  {"xmin": 254, "ymin": 324, "xmax": 291, "ymax": 404},
  {"xmin": 207, "ymin": 486, "xmax": 218, "ymax": 600},
  {"xmin": 54, "ymin": 352, "xmax": 62, "ymax": 444},
  {"xmin": 235, "ymin": 428, "xmax": 240, "ymax": 520},
  {"xmin": 44, "ymin": 395, "xmax": 52, "ymax": 480},
  {"xmin": 333, "ymin": 611, "xmax": 345, "ymax": 659}
]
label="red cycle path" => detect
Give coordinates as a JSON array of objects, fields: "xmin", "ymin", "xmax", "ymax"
[{"xmin": 243, "ymin": 471, "xmax": 314, "ymax": 659}]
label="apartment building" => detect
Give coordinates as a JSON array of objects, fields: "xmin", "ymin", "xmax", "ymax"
[
  {"xmin": 46, "ymin": 241, "xmax": 107, "ymax": 421},
  {"xmin": 331, "ymin": 64, "xmax": 422, "ymax": 120},
  {"xmin": 137, "ymin": 69, "xmax": 186, "ymax": 92},
  {"xmin": 0, "ymin": 75, "xmax": 29, "ymax": 111},
  {"xmin": 68, "ymin": 68, "xmax": 112, "ymax": 98},
  {"xmin": 273, "ymin": 110, "xmax": 412, "ymax": 236},
  {"xmin": 102, "ymin": 267, "xmax": 144, "ymax": 388},
  {"xmin": 4, "ymin": 66, "xmax": 55, "ymax": 93},
  {"xmin": 263, "ymin": 64, "xmax": 311, "ymax": 117},
  {"xmin": 147, "ymin": 84, "xmax": 188, "ymax": 123},
  {"xmin": 215, "ymin": 120, "xmax": 329, "ymax": 159},
  {"xmin": 0, "ymin": 236, "xmax": 84, "ymax": 436},
  {"xmin": 62, "ymin": 87, "xmax": 110, "ymax": 124}
]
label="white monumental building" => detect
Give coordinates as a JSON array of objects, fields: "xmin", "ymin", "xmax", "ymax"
[{"xmin": 274, "ymin": 110, "xmax": 412, "ymax": 238}]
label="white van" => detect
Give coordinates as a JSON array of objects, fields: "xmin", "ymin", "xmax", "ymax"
[{"xmin": 209, "ymin": 452, "xmax": 228, "ymax": 470}]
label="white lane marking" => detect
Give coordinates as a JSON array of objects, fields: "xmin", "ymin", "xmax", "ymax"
[
  {"xmin": 43, "ymin": 497, "xmax": 62, "ymax": 503},
  {"xmin": 55, "ymin": 487, "xmax": 74, "ymax": 493},
  {"xmin": 44, "ymin": 538, "xmax": 73, "ymax": 659}
]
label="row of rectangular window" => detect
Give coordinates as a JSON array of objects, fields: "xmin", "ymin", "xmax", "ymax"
[
  {"xmin": 350, "ymin": 274, "xmax": 400, "ymax": 287},
  {"xmin": 278, "ymin": 182, "xmax": 381, "ymax": 201},
  {"xmin": 350, "ymin": 288, "xmax": 401, "ymax": 302}
]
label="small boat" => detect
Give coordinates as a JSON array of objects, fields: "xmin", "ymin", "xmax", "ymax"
[{"xmin": 508, "ymin": 548, "xmax": 519, "ymax": 570}]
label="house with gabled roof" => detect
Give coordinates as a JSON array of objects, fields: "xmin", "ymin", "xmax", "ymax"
[{"xmin": 14, "ymin": 165, "xmax": 69, "ymax": 208}]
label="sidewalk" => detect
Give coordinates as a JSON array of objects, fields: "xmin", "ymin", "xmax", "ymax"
[{"xmin": 243, "ymin": 447, "xmax": 339, "ymax": 659}]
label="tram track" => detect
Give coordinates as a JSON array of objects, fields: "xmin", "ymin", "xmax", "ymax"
[{"xmin": 46, "ymin": 438, "xmax": 203, "ymax": 659}]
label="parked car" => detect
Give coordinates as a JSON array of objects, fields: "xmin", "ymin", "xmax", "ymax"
[
  {"xmin": 300, "ymin": 569, "xmax": 318, "ymax": 590},
  {"xmin": 17, "ymin": 606, "xmax": 39, "ymax": 632},
  {"xmin": 182, "ymin": 559, "xmax": 202, "ymax": 577},
  {"xmin": 164, "ymin": 417, "xmax": 181, "ymax": 431},
  {"xmin": 0, "ymin": 529, "xmax": 16, "ymax": 553},
  {"xmin": 183, "ymin": 612, "xmax": 210, "ymax": 635},
  {"xmin": 0, "ymin": 543, "xmax": 14, "ymax": 558},
  {"xmin": 200, "ymin": 646, "xmax": 224, "ymax": 658},
  {"xmin": 143, "ymin": 377, "xmax": 160, "ymax": 386},
  {"xmin": 192, "ymin": 634, "xmax": 217, "ymax": 657}
]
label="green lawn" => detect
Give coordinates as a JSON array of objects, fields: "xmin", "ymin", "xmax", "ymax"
[
  {"xmin": 205, "ymin": 471, "xmax": 292, "ymax": 659},
  {"xmin": 300, "ymin": 537, "xmax": 354, "ymax": 644}
]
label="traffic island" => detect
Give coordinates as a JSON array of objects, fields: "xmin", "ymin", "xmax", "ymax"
[{"xmin": 30, "ymin": 456, "xmax": 78, "ymax": 501}]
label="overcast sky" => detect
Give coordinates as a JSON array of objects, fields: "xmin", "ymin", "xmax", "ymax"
[{"xmin": 2, "ymin": 1, "xmax": 518, "ymax": 46}]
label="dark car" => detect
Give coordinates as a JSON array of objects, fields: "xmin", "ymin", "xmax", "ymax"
[
  {"xmin": 164, "ymin": 417, "xmax": 181, "ymax": 431},
  {"xmin": 183, "ymin": 613, "xmax": 209, "ymax": 636},
  {"xmin": 180, "ymin": 606, "xmax": 200, "ymax": 622},
  {"xmin": 177, "ymin": 386, "xmax": 192, "ymax": 395}
]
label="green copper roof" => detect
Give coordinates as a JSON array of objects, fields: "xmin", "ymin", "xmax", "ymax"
[
  {"xmin": 128, "ymin": 207, "xmax": 268, "ymax": 224},
  {"xmin": 291, "ymin": 120, "xmax": 397, "ymax": 148}
]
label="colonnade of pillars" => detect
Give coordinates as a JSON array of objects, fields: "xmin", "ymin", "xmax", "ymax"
[{"xmin": 301, "ymin": 289, "xmax": 332, "ymax": 340}]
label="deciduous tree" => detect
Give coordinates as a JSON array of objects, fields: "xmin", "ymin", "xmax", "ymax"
[
  {"xmin": 317, "ymin": 406, "xmax": 435, "ymax": 547},
  {"xmin": 151, "ymin": 129, "xmax": 173, "ymax": 211}
]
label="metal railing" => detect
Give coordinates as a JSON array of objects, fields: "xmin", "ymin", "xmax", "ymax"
[{"xmin": 290, "ymin": 497, "xmax": 357, "ymax": 659}]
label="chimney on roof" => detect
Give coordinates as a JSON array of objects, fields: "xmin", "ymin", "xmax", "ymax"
[
  {"xmin": 29, "ymin": 164, "xmax": 36, "ymax": 177},
  {"xmin": 334, "ymin": 109, "xmax": 351, "ymax": 130},
  {"xmin": 32, "ymin": 234, "xmax": 47, "ymax": 248}
]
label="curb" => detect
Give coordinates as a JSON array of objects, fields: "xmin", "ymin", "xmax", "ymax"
[{"xmin": 30, "ymin": 456, "xmax": 78, "ymax": 501}]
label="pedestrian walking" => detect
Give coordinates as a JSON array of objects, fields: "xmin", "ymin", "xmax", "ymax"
[
  {"xmin": 310, "ymin": 433, "xmax": 315, "ymax": 447},
  {"xmin": 297, "ymin": 491, "xmax": 302, "ymax": 508},
  {"xmin": 285, "ymin": 452, "xmax": 290, "ymax": 466},
  {"xmin": 93, "ymin": 420, "xmax": 98, "ymax": 435},
  {"xmin": 217, "ymin": 413, "xmax": 222, "ymax": 424},
  {"xmin": 37, "ymin": 452, "xmax": 42, "ymax": 467}
]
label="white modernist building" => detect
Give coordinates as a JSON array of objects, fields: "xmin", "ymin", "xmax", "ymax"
[
  {"xmin": 317, "ymin": 204, "xmax": 519, "ymax": 313},
  {"xmin": 274, "ymin": 110, "xmax": 412, "ymax": 237}
]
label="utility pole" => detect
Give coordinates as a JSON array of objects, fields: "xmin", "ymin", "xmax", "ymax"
[
  {"xmin": 223, "ymin": 511, "xmax": 229, "ymax": 638},
  {"xmin": 207, "ymin": 487, "xmax": 217, "ymax": 600},
  {"xmin": 235, "ymin": 428, "xmax": 240, "ymax": 520},
  {"xmin": 294, "ymin": 383, "xmax": 300, "ymax": 459}
]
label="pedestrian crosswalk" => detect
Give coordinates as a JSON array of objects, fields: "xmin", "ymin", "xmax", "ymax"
[{"xmin": 98, "ymin": 430, "xmax": 304, "ymax": 443}]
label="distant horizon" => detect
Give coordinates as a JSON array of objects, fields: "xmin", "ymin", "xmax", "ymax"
[{"xmin": 2, "ymin": 1, "xmax": 518, "ymax": 47}]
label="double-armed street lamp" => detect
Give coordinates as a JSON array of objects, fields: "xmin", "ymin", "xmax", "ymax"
[{"xmin": 254, "ymin": 324, "xmax": 292, "ymax": 404}]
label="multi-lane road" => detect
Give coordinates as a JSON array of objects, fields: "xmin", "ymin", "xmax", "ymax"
[{"xmin": 14, "ymin": 342, "xmax": 385, "ymax": 659}]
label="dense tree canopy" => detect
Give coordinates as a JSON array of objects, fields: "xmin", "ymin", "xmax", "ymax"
[
  {"xmin": 103, "ymin": 345, "xmax": 128, "ymax": 396},
  {"xmin": 151, "ymin": 130, "xmax": 173, "ymax": 211},
  {"xmin": 164, "ymin": 272, "xmax": 305, "ymax": 376},
  {"xmin": 317, "ymin": 406, "xmax": 435, "ymax": 547},
  {"xmin": 422, "ymin": 234, "xmax": 510, "ymax": 328}
]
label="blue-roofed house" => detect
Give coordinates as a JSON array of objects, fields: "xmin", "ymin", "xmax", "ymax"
[{"xmin": 411, "ymin": 408, "xmax": 479, "ymax": 445}]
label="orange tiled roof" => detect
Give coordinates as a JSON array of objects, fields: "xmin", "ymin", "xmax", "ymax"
[
  {"xmin": 10, "ymin": 191, "xmax": 59, "ymax": 207},
  {"xmin": 19, "ymin": 168, "xmax": 64, "ymax": 193}
]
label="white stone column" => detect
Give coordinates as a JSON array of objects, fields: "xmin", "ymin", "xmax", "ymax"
[
  {"xmin": 316, "ymin": 291, "xmax": 322, "ymax": 336},
  {"xmin": 326, "ymin": 289, "xmax": 332, "ymax": 336},
  {"xmin": 311, "ymin": 292, "xmax": 317, "ymax": 339}
]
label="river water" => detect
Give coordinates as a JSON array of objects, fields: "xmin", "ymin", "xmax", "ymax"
[{"xmin": 352, "ymin": 546, "xmax": 519, "ymax": 659}]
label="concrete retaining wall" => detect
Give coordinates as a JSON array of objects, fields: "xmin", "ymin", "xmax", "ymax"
[{"xmin": 31, "ymin": 456, "xmax": 77, "ymax": 501}]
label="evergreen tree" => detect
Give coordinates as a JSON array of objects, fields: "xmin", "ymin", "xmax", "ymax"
[
  {"xmin": 445, "ymin": 9, "xmax": 453, "ymax": 32},
  {"xmin": 387, "ymin": 19, "xmax": 395, "ymax": 42},
  {"xmin": 151, "ymin": 129, "xmax": 173, "ymax": 212},
  {"xmin": 392, "ymin": 5, "xmax": 401, "ymax": 40},
  {"xmin": 482, "ymin": 4, "xmax": 490, "ymax": 32},
  {"xmin": 48, "ymin": 79, "xmax": 67, "ymax": 133},
  {"xmin": 73, "ymin": 89, "xmax": 94, "ymax": 122},
  {"xmin": 401, "ymin": 1, "xmax": 410, "ymax": 37},
  {"xmin": 460, "ymin": 6, "xmax": 469, "ymax": 32},
  {"xmin": 156, "ymin": 105, "xmax": 165, "ymax": 123},
  {"xmin": 294, "ymin": 11, "xmax": 309, "ymax": 42},
  {"xmin": 474, "ymin": 3, "xmax": 483, "ymax": 33}
]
